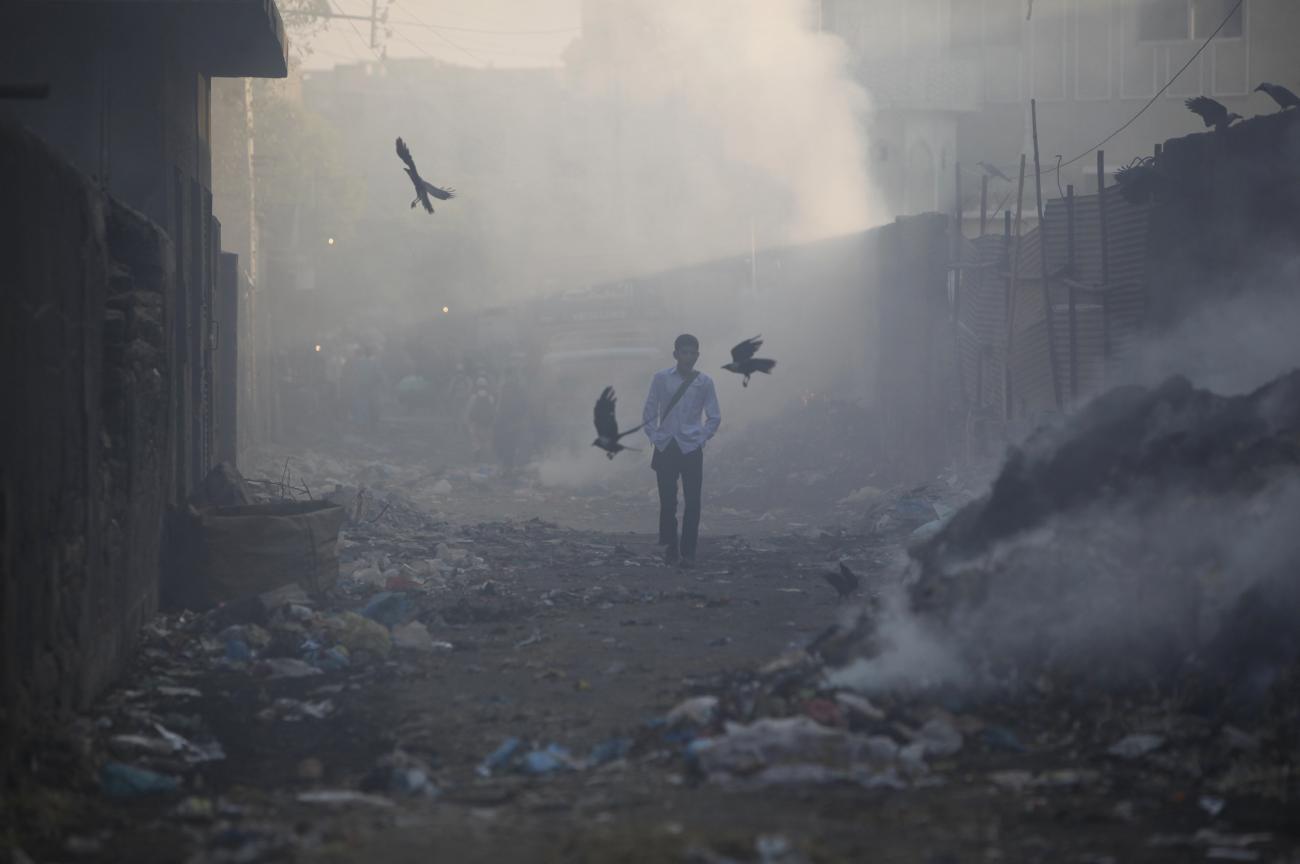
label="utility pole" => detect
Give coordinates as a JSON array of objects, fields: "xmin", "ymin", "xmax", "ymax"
[{"xmin": 307, "ymin": 6, "xmax": 385, "ymax": 49}]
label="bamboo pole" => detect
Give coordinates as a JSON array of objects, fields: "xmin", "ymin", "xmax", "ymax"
[
  {"xmin": 1004, "ymin": 154, "xmax": 1027, "ymax": 422},
  {"xmin": 1031, "ymin": 98, "xmax": 1063, "ymax": 412}
]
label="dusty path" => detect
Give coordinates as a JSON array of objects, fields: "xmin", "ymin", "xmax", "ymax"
[{"xmin": 6, "ymin": 424, "xmax": 1297, "ymax": 863}]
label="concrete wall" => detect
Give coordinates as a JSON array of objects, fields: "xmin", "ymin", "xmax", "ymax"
[
  {"xmin": 0, "ymin": 120, "xmax": 171, "ymax": 784},
  {"xmin": 1, "ymin": 5, "xmax": 219, "ymax": 506}
]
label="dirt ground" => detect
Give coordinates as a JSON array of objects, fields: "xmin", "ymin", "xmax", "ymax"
[{"xmin": 5, "ymin": 415, "xmax": 1297, "ymax": 864}]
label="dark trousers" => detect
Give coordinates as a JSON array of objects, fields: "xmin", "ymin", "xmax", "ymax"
[{"xmin": 653, "ymin": 440, "xmax": 704, "ymax": 558}]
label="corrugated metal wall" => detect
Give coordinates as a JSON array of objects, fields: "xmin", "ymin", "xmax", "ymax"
[{"xmin": 956, "ymin": 189, "xmax": 1151, "ymax": 426}]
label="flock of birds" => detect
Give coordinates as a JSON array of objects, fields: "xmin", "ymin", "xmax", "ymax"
[
  {"xmin": 976, "ymin": 82, "xmax": 1298, "ymax": 205},
  {"xmin": 387, "ymin": 143, "xmax": 784, "ymax": 462},
  {"xmin": 591, "ymin": 336, "xmax": 777, "ymax": 460}
]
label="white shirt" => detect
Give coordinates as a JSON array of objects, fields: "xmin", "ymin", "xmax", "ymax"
[{"xmin": 642, "ymin": 366, "xmax": 722, "ymax": 455}]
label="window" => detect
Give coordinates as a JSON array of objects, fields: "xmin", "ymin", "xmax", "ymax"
[
  {"xmin": 1138, "ymin": 0, "xmax": 1190, "ymax": 41},
  {"xmin": 984, "ymin": 0, "xmax": 1022, "ymax": 46},
  {"xmin": 1193, "ymin": 0, "xmax": 1243, "ymax": 38},
  {"xmin": 1137, "ymin": 0, "xmax": 1243, "ymax": 41}
]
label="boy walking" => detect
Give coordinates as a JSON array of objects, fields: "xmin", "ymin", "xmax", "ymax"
[{"xmin": 642, "ymin": 334, "xmax": 722, "ymax": 567}]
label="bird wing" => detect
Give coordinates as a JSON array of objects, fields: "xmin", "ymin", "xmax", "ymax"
[
  {"xmin": 821, "ymin": 571, "xmax": 845, "ymax": 594},
  {"xmin": 395, "ymin": 137, "xmax": 418, "ymax": 174},
  {"xmin": 421, "ymin": 179, "xmax": 455, "ymax": 201},
  {"xmin": 730, "ymin": 336, "xmax": 762, "ymax": 364},
  {"xmin": 594, "ymin": 386, "xmax": 619, "ymax": 438},
  {"xmin": 616, "ymin": 422, "xmax": 645, "ymax": 441},
  {"xmin": 1185, "ymin": 96, "xmax": 1224, "ymax": 126}
]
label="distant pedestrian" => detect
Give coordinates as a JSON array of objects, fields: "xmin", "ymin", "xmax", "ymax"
[
  {"xmin": 353, "ymin": 345, "xmax": 383, "ymax": 431},
  {"xmin": 642, "ymin": 334, "xmax": 721, "ymax": 568},
  {"xmin": 466, "ymin": 377, "xmax": 497, "ymax": 461},
  {"xmin": 493, "ymin": 365, "xmax": 529, "ymax": 473}
]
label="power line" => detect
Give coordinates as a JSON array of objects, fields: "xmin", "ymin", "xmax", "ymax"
[
  {"xmin": 1055, "ymin": 0, "xmax": 1244, "ymax": 171},
  {"xmin": 979, "ymin": 0, "xmax": 1245, "ymax": 178},
  {"xmin": 385, "ymin": 0, "xmax": 491, "ymax": 66},
  {"xmin": 384, "ymin": 17, "xmax": 579, "ymax": 36}
]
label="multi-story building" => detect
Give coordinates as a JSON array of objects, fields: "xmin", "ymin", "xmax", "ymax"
[{"xmin": 822, "ymin": 0, "xmax": 1300, "ymax": 218}]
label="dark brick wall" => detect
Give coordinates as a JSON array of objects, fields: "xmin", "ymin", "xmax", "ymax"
[{"xmin": 0, "ymin": 120, "xmax": 171, "ymax": 785}]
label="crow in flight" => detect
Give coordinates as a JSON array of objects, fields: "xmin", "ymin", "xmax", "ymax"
[
  {"xmin": 722, "ymin": 336, "xmax": 776, "ymax": 387},
  {"xmin": 592, "ymin": 386, "xmax": 644, "ymax": 459},
  {"xmin": 821, "ymin": 562, "xmax": 860, "ymax": 602},
  {"xmin": 395, "ymin": 137, "xmax": 455, "ymax": 213},
  {"xmin": 1185, "ymin": 96, "xmax": 1242, "ymax": 132},
  {"xmin": 1255, "ymin": 82, "xmax": 1300, "ymax": 111},
  {"xmin": 977, "ymin": 161, "xmax": 1012, "ymax": 183}
]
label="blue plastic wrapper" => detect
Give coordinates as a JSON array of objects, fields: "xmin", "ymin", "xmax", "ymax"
[
  {"xmin": 100, "ymin": 761, "xmax": 181, "ymax": 798},
  {"xmin": 476, "ymin": 736, "xmax": 522, "ymax": 777},
  {"xmin": 358, "ymin": 592, "xmax": 416, "ymax": 628},
  {"xmin": 520, "ymin": 743, "xmax": 573, "ymax": 775}
]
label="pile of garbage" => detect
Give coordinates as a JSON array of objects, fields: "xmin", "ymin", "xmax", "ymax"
[{"xmin": 902, "ymin": 371, "xmax": 1300, "ymax": 687}]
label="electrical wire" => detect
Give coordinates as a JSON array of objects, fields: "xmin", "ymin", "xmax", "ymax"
[{"xmin": 977, "ymin": 0, "xmax": 1245, "ymax": 178}]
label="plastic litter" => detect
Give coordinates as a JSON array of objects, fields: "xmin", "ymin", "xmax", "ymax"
[
  {"xmin": 100, "ymin": 761, "xmax": 181, "ymax": 798},
  {"xmin": 1107, "ymin": 733, "xmax": 1165, "ymax": 759},
  {"xmin": 392, "ymin": 621, "xmax": 436, "ymax": 652},
  {"xmin": 666, "ymin": 695, "xmax": 719, "ymax": 727},
  {"xmin": 477, "ymin": 737, "xmax": 523, "ymax": 777},
  {"xmin": 915, "ymin": 716, "xmax": 963, "ymax": 758},
  {"xmin": 326, "ymin": 611, "xmax": 392, "ymax": 657},
  {"xmin": 979, "ymin": 725, "xmax": 1026, "ymax": 753},
  {"xmin": 259, "ymin": 657, "xmax": 323, "ymax": 679},
  {"xmin": 359, "ymin": 592, "xmax": 416, "ymax": 628},
  {"xmin": 588, "ymin": 737, "xmax": 633, "ymax": 766},
  {"xmin": 688, "ymin": 717, "xmax": 905, "ymax": 783},
  {"xmin": 296, "ymin": 789, "xmax": 395, "ymax": 808},
  {"xmin": 520, "ymin": 743, "xmax": 576, "ymax": 775}
]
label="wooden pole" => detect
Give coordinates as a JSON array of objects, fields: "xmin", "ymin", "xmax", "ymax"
[
  {"xmin": 955, "ymin": 161, "xmax": 963, "ymax": 236},
  {"xmin": 953, "ymin": 162, "xmax": 963, "ymax": 322},
  {"xmin": 1005, "ymin": 154, "xmax": 1027, "ymax": 423},
  {"xmin": 979, "ymin": 174, "xmax": 989, "ymax": 238},
  {"xmin": 1031, "ymin": 98, "xmax": 1063, "ymax": 412},
  {"xmin": 1066, "ymin": 184, "xmax": 1078, "ymax": 406},
  {"xmin": 1097, "ymin": 149, "xmax": 1111, "ymax": 385}
]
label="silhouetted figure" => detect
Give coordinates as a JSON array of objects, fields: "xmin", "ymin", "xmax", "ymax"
[
  {"xmin": 494, "ymin": 365, "xmax": 530, "ymax": 472},
  {"xmin": 1185, "ymin": 96, "xmax": 1242, "ymax": 132},
  {"xmin": 1255, "ymin": 82, "xmax": 1300, "ymax": 111},
  {"xmin": 395, "ymin": 137, "xmax": 455, "ymax": 213},
  {"xmin": 466, "ymin": 378, "xmax": 496, "ymax": 461},
  {"xmin": 592, "ymin": 387, "xmax": 644, "ymax": 459},
  {"xmin": 643, "ymin": 334, "xmax": 722, "ymax": 568},
  {"xmin": 722, "ymin": 336, "xmax": 777, "ymax": 387}
]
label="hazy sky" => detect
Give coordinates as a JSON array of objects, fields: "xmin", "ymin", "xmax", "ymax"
[{"xmin": 297, "ymin": 0, "xmax": 582, "ymax": 70}]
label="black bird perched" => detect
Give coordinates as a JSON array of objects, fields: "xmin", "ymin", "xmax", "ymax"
[
  {"xmin": 592, "ymin": 386, "xmax": 644, "ymax": 459},
  {"xmin": 821, "ymin": 562, "xmax": 860, "ymax": 602},
  {"xmin": 722, "ymin": 336, "xmax": 776, "ymax": 387},
  {"xmin": 1185, "ymin": 96, "xmax": 1242, "ymax": 132},
  {"xmin": 1114, "ymin": 157, "xmax": 1170, "ymax": 206},
  {"xmin": 1255, "ymin": 82, "xmax": 1300, "ymax": 111},
  {"xmin": 977, "ymin": 161, "xmax": 1012, "ymax": 183},
  {"xmin": 395, "ymin": 137, "xmax": 455, "ymax": 213}
]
